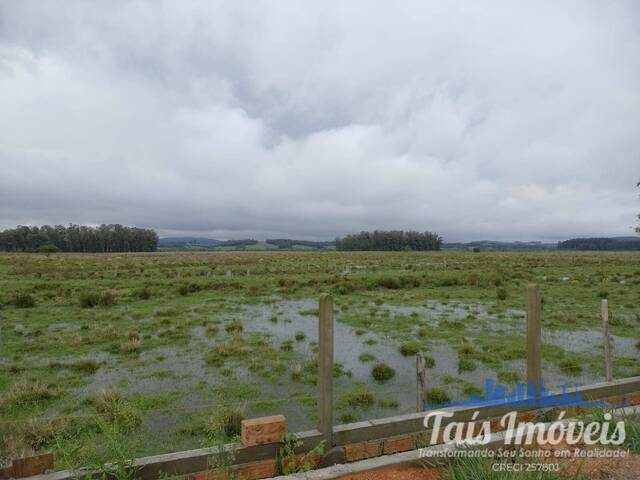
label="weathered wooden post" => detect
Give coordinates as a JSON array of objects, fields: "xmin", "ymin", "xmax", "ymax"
[
  {"xmin": 416, "ymin": 353, "xmax": 426, "ymax": 412},
  {"xmin": 526, "ymin": 284, "xmax": 542, "ymax": 397},
  {"xmin": 601, "ymin": 299, "xmax": 613, "ymax": 382},
  {"xmin": 318, "ymin": 295, "xmax": 334, "ymax": 446}
]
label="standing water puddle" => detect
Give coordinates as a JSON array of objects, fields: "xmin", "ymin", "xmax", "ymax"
[{"xmin": 74, "ymin": 298, "xmax": 636, "ymax": 436}]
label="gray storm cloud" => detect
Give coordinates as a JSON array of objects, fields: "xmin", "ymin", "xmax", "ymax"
[{"xmin": 0, "ymin": 1, "xmax": 639, "ymax": 241}]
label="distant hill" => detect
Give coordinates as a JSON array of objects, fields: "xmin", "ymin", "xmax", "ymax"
[
  {"xmin": 266, "ymin": 239, "xmax": 336, "ymax": 249},
  {"xmin": 160, "ymin": 236, "xmax": 640, "ymax": 252},
  {"xmin": 443, "ymin": 240, "xmax": 557, "ymax": 251},
  {"xmin": 557, "ymin": 236, "xmax": 640, "ymax": 251},
  {"xmin": 159, "ymin": 237, "xmax": 223, "ymax": 248},
  {"xmin": 159, "ymin": 237, "xmax": 335, "ymax": 251}
]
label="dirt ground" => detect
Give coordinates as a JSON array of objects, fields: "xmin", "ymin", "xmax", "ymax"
[
  {"xmin": 559, "ymin": 455, "xmax": 640, "ymax": 480},
  {"xmin": 339, "ymin": 467, "xmax": 444, "ymax": 480},
  {"xmin": 338, "ymin": 451, "xmax": 640, "ymax": 480},
  {"xmin": 543, "ymin": 441, "xmax": 640, "ymax": 480}
]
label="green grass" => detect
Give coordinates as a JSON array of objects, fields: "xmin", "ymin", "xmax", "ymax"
[
  {"xmin": 339, "ymin": 384, "xmax": 375, "ymax": 408},
  {"xmin": 458, "ymin": 356, "xmax": 477, "ymax": 372},
  {"xmin": 426, "ymin": 388, "xmax": 451, "ymax": 405},
  {"xmin": 1, "ymin": 250, "xmax": 639, "ymax": 469},
  {"xmin": 371, "ymin": 363, "xmax": 395, "ymax": 382},
  {"xmin": 358, "ymin": 352, "xmax": 376, "ymax": 362},
  {"xmin": 399, "ymin": 341, "xmax": 421, "ymax": 356}
]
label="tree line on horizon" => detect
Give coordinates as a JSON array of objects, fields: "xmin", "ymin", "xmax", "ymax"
[
  {"xmin": 0, "ymin": 224, "xmax": 158, "ymax": 252},
  {"xmin": 336, "ymin": 230, "xmax": 442, "ymax": 251},
  {"xmin": 557, "ymin": 237, "xmax": 640, "ymax": 251}
]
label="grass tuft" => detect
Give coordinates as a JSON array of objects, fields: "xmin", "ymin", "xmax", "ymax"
[
  {"xmin": 0, "ymin": 380, "xmax": 56, "ymax": 409},
  {"xmin": 225, "ymin": 319, "xmax": 243, "ymax": 334},
  {"xmin": 399, "ymin": 342, "xmax": 421, "ymax": 356},
  {"xmin": 371, "ymin": 363, "xmax": 395, "ymax": 382},
  {"xmin": 73, "ymin": 357, "xmax": 100, "ymax": 374},
  {"xmin": 79, "ymin": 291, "xmax": 115, "ymax": 308},
  {"xmin": 120, "ymin": 337, "xmax": 142, "ymax": 354},
  {"xmin": 458, "ymin": 356, "xmax": 477, "ymax": 372},
  {"xmin": 340, "ymin": 384, "xmax": 375, "ymax": 409},
  {"xmin": 426, "ymin": 388, "xmax": 450, "ymax": 406},
  {"xmin": 204, "ymin": 406, "xmax": 244, "ymax": 439},
  {"xmin": 13, "ymin": 293, "xmax": 36, "ymax": 308},
  {"xmin": 88, "ymin": 389, "xmax": 142, "ymax": 432},
  {"xmin": 559, "ymin": 357, "xmax": 582, "ymax": 374},
  {"xmin": 358, "ymin": 352, "xmax": 376, "ymax": 362}
]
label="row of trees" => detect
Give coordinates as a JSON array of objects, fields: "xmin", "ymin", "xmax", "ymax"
[
  {"xmin": 557, "ymin": 237, "xmax": 640, "ymax": 251},
  {"xmin": 0, "ymin": 224, "xmax": 158, "ymax": 252},
  {"xmin": 336, "ymin": 230, "xmax": 442, "ymax": 251}
]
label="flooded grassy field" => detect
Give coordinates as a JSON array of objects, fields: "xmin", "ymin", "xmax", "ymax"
[{"xmin": 1, "ymin": 251, "xmax": 639, "ymax": 467}]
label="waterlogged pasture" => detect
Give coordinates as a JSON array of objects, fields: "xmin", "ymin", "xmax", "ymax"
[{"xmin": 0, "ymin": 251, "xmax": 639, "ymax": 467}]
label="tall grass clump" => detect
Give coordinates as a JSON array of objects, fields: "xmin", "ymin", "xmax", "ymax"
[
  {"xmin": 88, "ymin": 389, "xmax": 142, "ymax": 433},
  {"xmin": 622, "ymin": 413, "xmax": 640, "ymax": 453},
  {"xmin": 73, "ymin": 357, "xmax": 100, "ymax": 374},
  {"xmin": 358, "ymin": 352, "xmax": 375, "ymax": 362},
  {"xmin": 371, "ymin": 363, "xmax": 395, "ymax": 382},
  {"xmin": 79, "ymin": 291, "xmax": 115, "ymax": 308},
  {"xmin": 0, "ymin": 380, "xmax": 55, "ymax": 410},
  {"xmin": 13, "ymin": 293, "xmax": 35, "ymax": 308},
  {"xmin": 458, "ymin": 356, "xmax": 477, "ymax": 373},
  {"xmin": 399, "ymin": 342, "xmax": 420, "ymax": 356},
  {"xmin": 120, "ymin": 333, "xmax": 142, "ymax": 355},
  {"xmin": 423, "ymin": 355, "xmax": 436, "ymax": 368},
  {"xmin": 204, "ymin": 406, "xmax": 245, "ymax": 439},
  {"xmin": 559, "ymin": 357, "xmax": 582, "ymax": 374},
  {"xmin": 426, "ymin": 388, "xmax": 450, "ymax": 406},
  {"xmin": 225, "ymin": 319, "xmax": 243, "ymax": 334},
  {"xmin": 339, "ymin": 384, "xmax": 375, "ymax": 409},
  {"xmin": 135, "ymin": 287, "xmax": 152, "ymax": 300},
  {"xmin": 205, "ymin": 336, "xmax": 246, "ymax": 367}
]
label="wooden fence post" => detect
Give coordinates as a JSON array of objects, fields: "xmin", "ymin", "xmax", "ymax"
[
  {"xmin": 318, "ymin": 295, "xmax": 334, "ymax": 446},
  {"xmin": 526, "ymin": 285, "xmax": 542, "ymax": 397},
  {"xmin": 601, "ymin": 299, "xmax": 613, "ymax": 382},
  {"xmin": 416, "ymin": 353, "xmax": 426, "ymax": 412}
]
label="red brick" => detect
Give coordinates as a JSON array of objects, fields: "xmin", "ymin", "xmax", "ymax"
[
  {"xmin": 236, "ymin": 459, "xmax": 277, "ymax": 480},
  {"xmin": 624, "ymin": 393, "xmax": 640, "ymax": 406},
  {"xmin": 344, "ymin": 440, "xmax": 382, "ymax": 462},
  {"xmin": 383, "ymin": 435, "xmax": 416, "ymax": 455},
  {"xmin": 192, "ymin": 470, "xmax": 227, "ymax": 480},
  {"xmin": 241, "ymin": 415, "xmax": 286, "ymax": 447},
  {"xmin": 192, "ymin": 459, "xmax": 277, "ymax": 480}
]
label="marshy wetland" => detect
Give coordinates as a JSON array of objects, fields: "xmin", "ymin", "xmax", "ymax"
[{"xmin": 1, "ymin": 251, "xmax": 639, "ymax": 467}]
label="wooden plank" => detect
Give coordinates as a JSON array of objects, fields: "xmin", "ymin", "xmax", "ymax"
[
  {"xmin": 416, "ymin": 354, "xmax": 426, "ymax": 412},
  {"xmin": 526, "ymin": 284, "xmax": 542, "ymax": 397},
  {"xmin": 601, "ymin": 299, "xmax": 613, "ymax": 382},
  {"xmin": 11, "ymin": 453, "xmax": 54, "ymax": 478},
  {"xmin": 318, "ymin": 294, "xmax": 334, "ymax": 446}
]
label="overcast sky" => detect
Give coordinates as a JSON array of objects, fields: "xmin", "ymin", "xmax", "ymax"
[{"xmin": 1, "ymin": 1, "xmax": 639, "ymax": 242}]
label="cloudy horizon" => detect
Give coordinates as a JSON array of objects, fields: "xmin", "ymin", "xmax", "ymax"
[{"xmin": 1, "ymin": 1, "xmax": 639, "ymax": 242}]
